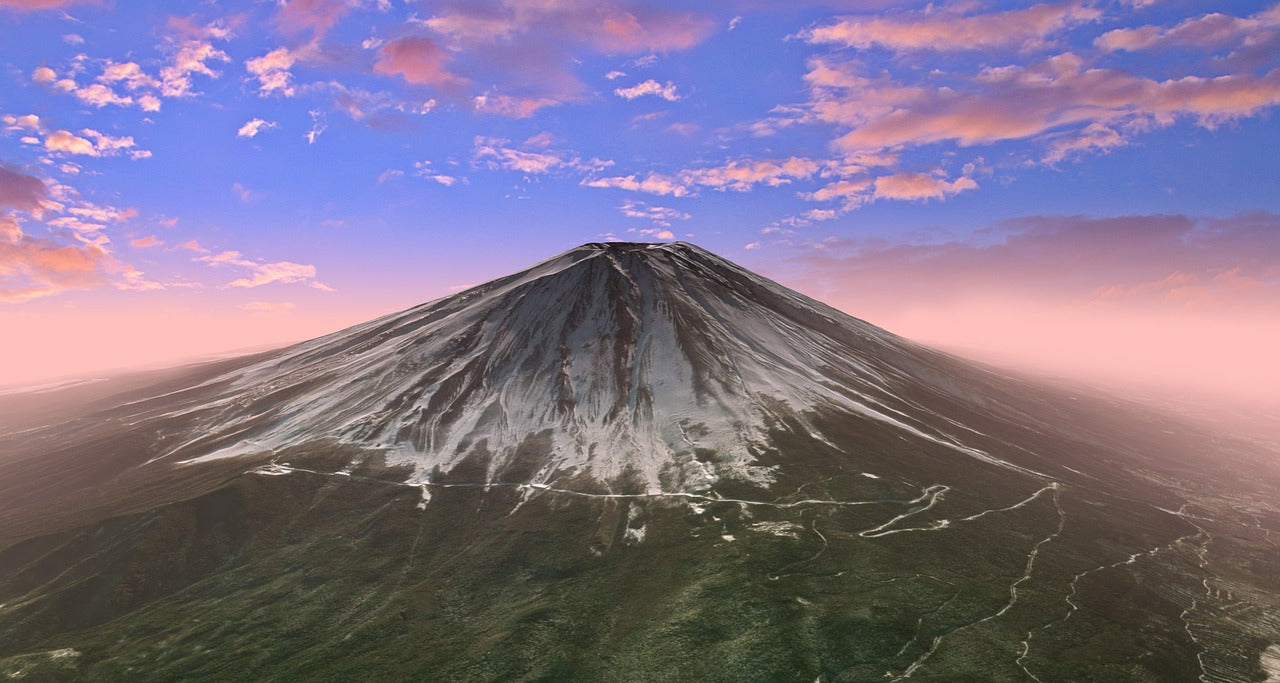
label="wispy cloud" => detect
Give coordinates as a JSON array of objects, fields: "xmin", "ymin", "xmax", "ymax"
[
  {"xmin": 129, "ymin": 234, "xmax": 163, "ymax": 248},
  {"xmin": 0, "ymin": 0, "xmax": 91, "ymax": 11},
  {"xmin": 586, "ymin": 157, "xmax": 825, "ymax": 197},
  {"xmin": 306, "ymin": 110, "xmax": 327, "ymax": 144},
  {"xmin": 619, "ymin": 200, "xmax": 689, "ymax": 226},
  {"xmin": 473, "ymin": 136, "xmax": 611, "ymax": 175},
  {"xmin": 1096, "ymin": 5, "xmax": 1280, "ymax": 53},
  {"xmin": 196, "ymin": 249, "xmax": 333, "ymax": 291},
  {"xmin": 412, "ymin": 161, "xmax": 461, "ymax": 186},
  {"xmin": 798, "ymin": 54, "xmax": 1280, "ymax": 158},
  {"xmin": 801, "ymin": 2, "xmax": 1101, "ymax": 53}
]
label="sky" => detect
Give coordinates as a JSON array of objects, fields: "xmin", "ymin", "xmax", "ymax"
[{"xmin": 0, "ymin": 0, "xmax": 1277, "ymax": 418}]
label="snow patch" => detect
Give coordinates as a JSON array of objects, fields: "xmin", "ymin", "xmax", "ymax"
[
  {"xmin": 1262, "ymin": 644, "xmax": 1280, "ymax": 682},
  {"xmin": 750, "ymin": 521, "xmax": 803, "ymax": 538},
  {"xmin": 252, "ymin": 463, "xmax": 294, "ymax": 476}
]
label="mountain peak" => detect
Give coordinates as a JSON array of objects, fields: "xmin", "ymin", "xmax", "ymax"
[
  {"xmin": 164, "ymin": 241, "xmax": 1014, "ymax": 498},
  {"xmin": 577, "ymin": 240, "xmax": 682, "ymax": 251}
]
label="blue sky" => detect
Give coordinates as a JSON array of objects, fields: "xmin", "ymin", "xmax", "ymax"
[{"xmin": 1, "ymin": 0, "xmax": 1278, "ymax": 407}]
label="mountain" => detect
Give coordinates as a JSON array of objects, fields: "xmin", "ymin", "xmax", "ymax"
[{"xmin": 2, "ymin": 241, "xmax": 1278, "ymax": 681}]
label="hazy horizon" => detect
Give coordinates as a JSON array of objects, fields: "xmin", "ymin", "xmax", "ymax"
[{"xmin": 2, "ymin": 0, "xmax": 1277, "ymax": 428}]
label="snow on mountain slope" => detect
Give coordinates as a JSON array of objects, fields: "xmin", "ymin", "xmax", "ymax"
[{"xmin": 155, "ymin": 242, "xmax": 1030, "ymax": 491}]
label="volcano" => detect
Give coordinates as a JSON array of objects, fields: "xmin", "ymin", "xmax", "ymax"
[{"xmin": 2, "ymin": 242, "xmax": 1278, "ymax": 681}]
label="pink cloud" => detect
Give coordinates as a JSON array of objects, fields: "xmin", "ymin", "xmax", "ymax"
[
  {"xmin": 473, "ymin": 93, "xmax": 559, "ymax": 118},
  {"xmin": 0, "ymin": 0, "xmax": 92, "ymax": 10},
  {"xmin": 805, "ymin": 178, "xmax": 871, "ymax": 202},
  {"xmin": 0, "ymin": 164, "xmax": 47, "ymax": 214},
  {"xmin": 0, "ymin": 168, "xmax": 157, "ymax": 302},
  {"xmin": 1096, "ymin": 6, "xmax": 1280, "ymax": 53},
  {"xmin": 373, "ymin": 36, "xmax": 468, "ymax": 91},
  {"xmin": 99, "ymin": 61, "xmax": 160, "ymax": 92},
  {"xmin": 873, "ymin": 173, "xmax": 977, "ymax": 201},
  {"xmin": 586, "ymin": 7, "xmax": 714, "ymax": 53},
  {"xmin": 37, "ymin": 64, "xmax": 165, "ymax": 112},
  {"xmin": 130, "ymin": 235, "xmax": 163, "ymax": 248},
  {"xmin": 43, "ymin": 129, "xmax": 98, "ymax": 156},
  {"xmin": 71, "ymin": 82, "xmax": 133, "ymax": 108},
  {"xmin": 406, "ymin": 2, "xmax": 714, "ymax": 114},
  {"xmin": 246, "ymin": 47, "xmax": 299, "ymax": 97},
  {"xmin": 276, "ymin": 0, "xmax": 352, "ymax": 38},
  {"xmin": 1043, "ymin": 122, "xmax": 1126, "ymax": 163},
  {"xmin": 803, "ymin": 55, "xmax": 1280, "ymax": 155},
  {"xmin": 0, "ymin": 232, "xmax": 111, "ymax": 303},
  {"xmin": 803, "ymin": 2, "xmax": 1101, "ymax": 52},
  {"xmin": 166, "ymin": 15, "xmax": 237, "ymax": 41},
  {"xmin": 422, "ymin": 8, "xmax": 517, "ymax": 44},
  {"xmin": 2, "ymin": 114, "xmax": 42, "ymax": 131}
]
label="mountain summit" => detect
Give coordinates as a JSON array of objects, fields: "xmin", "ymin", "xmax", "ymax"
[
  {"xmin": 164, "ymin": 241, "xmax": 1030, "ymax": 495},
  {"xmin": 2, "ymin": 242, "xmax": 1279, "ymax": 682}
]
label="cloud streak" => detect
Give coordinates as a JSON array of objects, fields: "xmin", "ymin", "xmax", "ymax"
[
  {"xmin": 800, "ymin": 54, "xmax": 1280, "ymax": 158},
  {"xmin": 586, "ymin": 157, "xmax": 827, "ymax": 196},
  {"xmin": 473, "ymin": 136, "xmax": 611, "ymax": 175},
  {"xmin": 802, "ymin": 2, "xmax": 1101, "ymax": 53},
  {"xmin": 196, "ymin": 250, "xmax": 333, "ymax": 291},
  {"xmin": 1096, "ymin": 6, "xmax": 1280, "ymax": 53}
]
